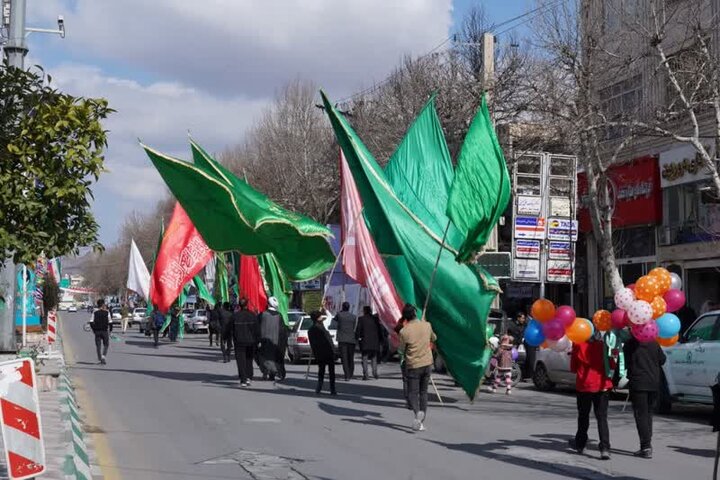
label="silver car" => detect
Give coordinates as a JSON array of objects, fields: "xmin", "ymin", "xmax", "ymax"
[
  {"xmin": 187, "ymin": 309, "xmax": 209, "ymax": 333},
  {"xmin": 287, "ymin": 315, "xmax": 338, "ymax": 364}
]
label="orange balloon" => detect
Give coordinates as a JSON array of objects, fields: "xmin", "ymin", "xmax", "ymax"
[
  {"xmin": 566, "ymin": 318, "xmax": 593, "ymax": 343},
  {"xmin": 650, "ymin": 296, "xmax": 667, "ymax": 319},
  {"xmin": 541, "ymin": 341, "xmax": 549, "ymax": 349},
  {"xmin": 649, "ymin": 267, "xmax": 672, "ymax": 294},
  {"xmin": 592, "ymin": 310, "xmax": 612, "ymax": 332},
  {"xmin": 635, "ymin": 275, "xmax": 661, "ymax": 302},
  {"xmin": 657, "ymin": 334, "xmax": 679, "ymax": 347},
  {"xmin": 531, "ymin": 299, "xmax": 556, "ymax": 323}
]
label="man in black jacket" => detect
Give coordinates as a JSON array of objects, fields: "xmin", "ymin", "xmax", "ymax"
[
  {"xmin": 91, "ymin": 299, "xmax": 113, "ymax": 365},
  {"xmin": 208, "ymin": 303, "xmax": 221, "ymax": 346},
  {"xmin": 219, "ymin": 302, "xmax": 234, "ymax": 363},
  {"xmin": 308, "ymin": 311, "xmax": 337, "ymax": 395},
  {"xmin": 623, "ymin": 337, "xmax": 667, "ymax": 459},
  {"xmin": 232, "ymin": 299, "xmax": 260, "ymax": 387},
  {"xmin": 355, "ymin": 306, "xmax": 382, "ymax": 380},
  {"xmin": 334, "ymin": 302, "xmax": 357, "ymax": 381}
]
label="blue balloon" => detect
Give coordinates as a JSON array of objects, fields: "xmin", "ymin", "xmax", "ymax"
[
  {"xmin": 657, "ymin": 313, "xmax": 681, "ymax": 338},
  {"xmin": 511, "ymin": 347, "xmax": 519, "ymax": 361},
  {"xmin": 524, "ymin": 319, "xmax": 546, "ymax": 347}
]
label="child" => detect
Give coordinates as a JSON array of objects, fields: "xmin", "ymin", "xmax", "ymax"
[{"xmin": 492, "ymin": 334, "xmax": 514, "ymax": 395}]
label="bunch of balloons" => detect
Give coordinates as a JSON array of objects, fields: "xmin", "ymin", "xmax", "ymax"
[
  {"xmin": 598, "ymin": 267, "xmax": 684, "ymax": 345},
  {"xmin": 525, "ymin": 298, "xmax": 594, "ymax": 350}
]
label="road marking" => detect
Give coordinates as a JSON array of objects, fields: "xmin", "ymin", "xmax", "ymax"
[{"xmin": 243, "ymin": 418, "xmax": 282, "ymax": 423}]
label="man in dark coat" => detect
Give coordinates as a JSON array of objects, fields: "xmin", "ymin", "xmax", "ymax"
[
  {"xmin": 623, "ymin": 337, "xmax": 667, "ymax": 459},
  {"xmin": 219, "ymin": 302, "xmax": 234, "ymax": 362},
  {"xmin": 308, "ymin": 311, "xmax": 337, "ymax": 395},
  {"xmin": 168, "ymin": 306, "xmax": 180, "ymax": 342},
  {"xmin": 232, "ymin": 298, "xmax": 260, "ymax": 387},
  {"xmin": 258, "ymin": 297, "xmax": 285, "ymax": 381},
  {"xmin": 334, "ymin": 302, "xmax": 357, "ymax": 381},
  {"xmin": 208, "ymin": 303, "xmax": 221, "ymax": 346},
  {"xmin": 356, "ymin": 306, "xmax": 382, "ymax": 380},
  {"xmin": 91, "ymin": 299, "xmax": 112, "ymax": 364}
]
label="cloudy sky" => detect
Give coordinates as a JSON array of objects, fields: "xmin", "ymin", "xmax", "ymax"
[{"xmin": 24, "ymin": 0, "xmax": 530, "ymax": 245}]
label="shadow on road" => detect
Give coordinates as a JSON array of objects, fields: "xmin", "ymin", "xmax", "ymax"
[{"xmin": 667, "ymin": 445, "xmax": 716, "ymax": 458}]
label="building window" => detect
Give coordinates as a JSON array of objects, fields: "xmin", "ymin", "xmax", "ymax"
[
  {"xmin": 604, "ymin": 0, "xmax": 640, "ymax": 33},
  {"xmin": 612, "ymin": 226, "xmax": 656, "ymax": 258},
  {"xmin": 660, "ymin": 181, "xmax": 720, "ymax": 245},
  {"xmin": 598, "ymin": 74, "xmax": 643, "ymax": 140}
]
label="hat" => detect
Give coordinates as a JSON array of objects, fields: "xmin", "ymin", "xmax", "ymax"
[{"xmin": 268, "ymin": 297, "xmax": 279, "ymax": 311}]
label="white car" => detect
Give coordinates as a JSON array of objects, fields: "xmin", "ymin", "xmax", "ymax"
[
  {"xmin": 131, "ymin": 308, "xmax": 146, "ymax": 328},
  {"xmin": 660, "ymin": 310, "xmax": 720, "ymax": 412},
  {"xmin": 67, "ymin": 305, "xmax": 78, "ymax": 313},
  {"xmin": 187, "ymin": 309, "xmax": 209, "ymax": 333},
  {"xmin": 287, "ymin": 315, "xmax": 338, "ymax": 364},
  {"xmin": 110, "ymin": 308, "xmax": 122, "ymax": 326},
  {"xmin": 533, "ymin": 345, "xmax": 575, "ymax": 391}
]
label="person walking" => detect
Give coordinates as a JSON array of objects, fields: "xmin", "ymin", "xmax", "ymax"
[
  {"xmin": 91, "ymin": 299, "xmax": 112, "ymax": 364},
  {"xmin": 168, "ymin": 306, "xmax": 180, "ymax": 342},
  {"xmin": 334, "ymin": 302, "xmax": 357, "ymax": 381},
  {"xmin": 568, "ymin": 333, "xmax": 613, "ymax": 460},
  {"xmin": 232, "ymin": 299, "xmax": 260, "ymax": 387},
  {"xmin": 258, "ymin": 297, "xmax": 284, "ymax": 381},
  {"xmin": 150, "ymin": 307, "xmax": 165, "ymax": 347},
  {"xmin": 308, "ymin": 311, "xmax": 337, "ymax": 395},
  {"xmin": 623, "ymin": 336, "xmax": 666, "ymax": 459},
  {"xmin": 398, "ymin": 304, "xmax": 436, "ymax": 432},
  {"xmin": 220, "ymin": 302, "xmax": 234, "ymax": 362},
  {"xmin": 355, "ymin": 306, "xmax": 382, "ymax": 380},
  {"xmin": 208, "ymin": 303, "xmax": 221, "ymax": 346},
  {"xmin": 120, "ymin": 303, "xmax": 129, "ymax": 334}
]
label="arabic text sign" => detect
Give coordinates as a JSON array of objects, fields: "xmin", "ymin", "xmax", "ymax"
[
  {"xmin": 513, "ymin": 258, "xmax": 541, "ymax": 281},
  {"xmin": 515, "ymin": 240, "xmax": 541, "ymax": 259},
  {"xmin": 517, "ymin": 196, "xmax": 542, "ymax": 216},
  {"xmin": 546, "ymin": 260, "xmax": 574, "ymax": 283},
  {"xmin": 514, "ymin": 216, "xmax": 546, "ymax": 240},
  {"xmin": 547, "ymin": 218, "xmax": 578, "ymax": 241},
  {"xmin": 548, "ymin": 241, "xmax": 572, "ymax": 260}
]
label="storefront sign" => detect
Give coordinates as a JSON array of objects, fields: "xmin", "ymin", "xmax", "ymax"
[
  {"xmin": 547, "ymin": 218, "xmax": 578, "ymax": 241},
  {"xmin": 513, "ymin": 258, "xmax": 541, "ymax": 281},
  {"xmin": 548, "ymin": 241, "xmax": 573, "ymax": 260},
  {"xmin": 659, "ymin": 144, "xmax": 715, "ymax": 188},
  {"xmin": 549, "ymin": 197, "xmax": 571, "ymax": 217},
  {"xmin": 514, "ymin": 240, "xmax": 541, "ymax": 259},
  {"xmin": 517, "ymin": 195, "xmax": 542, "ymax": 215},
  {"xmin": 577, "ymin": 156, "xmax": 661, "ymax": 232},
  {"xmin": 546, "ymin": 260, "xmax": 574, "ymax": 283},
  {"xmin": 514, "ymin": 216, "xmax": 546, "ymax": 240}
]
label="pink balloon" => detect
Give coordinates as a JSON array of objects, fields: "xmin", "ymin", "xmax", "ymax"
[
  {"xmin": 631, "ymin": 321, "xmax": 659, "ymax": 342},
  {"xmin": 611, "ymin": 309, "xmax": 628, "ymax": 329},
  {"xmin": 555, "ymin": 305, "xmax": 577, "ymax": 328},
  {"xmin": 663, "ymin": 289, "xmax": 686, "ymax": 313},
  {"xmin": 628, "ymin": 300, "xmax": 653, "ymax": 325},
  {"xmin": 627, "ymin": 283, "xmax": 636, "ymax": 291},
  {"xmin": 543, "ymin": 319, "xmax": 565, "ymax": 341}
]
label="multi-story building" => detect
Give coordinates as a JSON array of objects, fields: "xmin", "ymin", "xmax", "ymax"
[{"xmin": 583, "ymin": 0, "xmax": 720, "ymax": 315}]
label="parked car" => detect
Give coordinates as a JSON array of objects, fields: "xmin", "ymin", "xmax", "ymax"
[
  {"xmin": 659, "ymin": 310, "xmax": 720, "ymax": 412},
  {"xmin": 533, "ymin": 345, "xmax": 575, "ymax": 391},
  {"xmin": 110, "ymin": 308, "xmax": 122, "ymax": 327},
  {"xmin": 181, "ymin": 308, "xmax": 196, "ymax": 332},
  {"xmin": 287, "ymin": 309, "xmax": 306, "ymax": 330},
  {"xmin": 287, "ymin": 315, "xmax": 338, "ymax": 363},
  {"xmin": 67, "ymin": 305, "xmax": 78, "ymax": 313},
  {"xmin": 187, "ymin": 309, "xmax": 209, "ymax": 333},
  {"xmin": 131, "ymin": 308, "xmax": 146, "ymax": 328}
]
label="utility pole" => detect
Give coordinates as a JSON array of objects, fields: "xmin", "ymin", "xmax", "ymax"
[{"xmin": 4, "ymin": 0, "xmax": 27, "ymax": 68}]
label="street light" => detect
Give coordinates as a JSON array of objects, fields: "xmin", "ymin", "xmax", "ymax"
[{"xmin": 26, "ymin": 15, "xmax": 65, "ymax": 38}]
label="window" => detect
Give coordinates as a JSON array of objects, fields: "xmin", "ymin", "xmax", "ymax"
[
  {"xmin": 599, "ymin": 75, "xmax": 643, "ymax": 140},
  {"xmin": 685, "ymin": 314, "xmax": 719, "ymax": 342},
  {"xmin": 613, "ymin": 226, "xmax": 656, "ymax": 258},
  {"xmin": 604, "ymin": 0, "xmax": 640, "ymax": 33}
]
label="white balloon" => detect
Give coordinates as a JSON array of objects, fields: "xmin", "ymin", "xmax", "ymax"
[
  {"xmin": 628, "ymin": 300, "xmax": 653, "ymax": 325},
  {"xmin": 614, "ymin": 288, "xmax": 635, "ymax": 310},
  {"xmin": 670, "ymin": 272, "xmax": 682, "ymax": 291},
  {"xmin": 550, "ymin": 335, "xmax": 572, "ymax": 352}
]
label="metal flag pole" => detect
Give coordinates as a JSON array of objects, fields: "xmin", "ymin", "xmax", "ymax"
[{"xmin": 21, "ymin": 265, "xmax": 27, "ymax": 347}]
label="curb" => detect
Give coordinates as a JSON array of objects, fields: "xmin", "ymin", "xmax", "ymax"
[{"xmin": 58, "ymin": 371, "xmax": 94, "ymax": 480}]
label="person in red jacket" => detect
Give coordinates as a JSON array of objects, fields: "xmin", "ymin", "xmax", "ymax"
[{"xmin": 568, "ymin": 334, "xmax": 613, "ymax": 460}]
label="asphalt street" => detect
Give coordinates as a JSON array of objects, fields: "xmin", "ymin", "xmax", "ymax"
[{"xmin": 61, "ymin": 311, "xmax": 716, "ymax": 480}]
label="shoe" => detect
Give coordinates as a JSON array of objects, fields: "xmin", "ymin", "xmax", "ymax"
[
  {"xmin": 417, "ymin": 423, "xmax": 426, "ymax": 431},
  {"xmin": 489, "ymin": 387, "xmax": 496, "ymax": 394},
  {"xmin": 374, "ymin": 375, "xmax": 379, "ymax": 380},
  {"xmin": 240, "ymin": 382, "xmax": 249, "ymax": 388},
  {"xmin": 262, "ymin": 374, "xmax": 268, "ymax": 381},
  {"xmin": 315, "ymin": 390, "xmax": 322, "ymax": 395},
  {"xmin": 633, "ymin": 448, "xmax": 652, "ymax": 459},
  {"xmin": 362, "ymin": 376, "xmax": 369, "ymax": 381},
  {"xmin": 412, "ymin": 411, "xmax": 425, "ymax": 431},
  {"xmin": 101, "ymin": 356, "xmax": 106, "ymax": 365},
  {"xmin": 600, "ymin": 449, "xmax": 611, "ymax": 460},
  {"xmin": 331, "ymin": 391, "xmax": 338, "ymax": 396},
  {"xmin": 505, "ymin": 389, "xmax": 512, "ymax": 395},
  {"xmin": 568, "ymin": 439, "xmax": 584, "ymax": 454}
]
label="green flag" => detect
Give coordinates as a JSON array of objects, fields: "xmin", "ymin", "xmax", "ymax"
[
  {"xmin": 142, "ymin": 141, "xmax": 334, "ymax": 281},
  {"xmin": 446, "ymin": 95, "xmax": 511, "ymax": 262},
  {"xmin": 214, "ymin": 254, "xmax": 229, "ymax": 304},
  {"xmin": 193, "ymin": 275, "xmax": 214, "ymax": 307},
  {"xmin": 257, "ymin": 253, "xmax": 291, "ymax": 325},
  {"xmin": 322, "ymin": 91, "xmax": 499, "ymax": 399}
]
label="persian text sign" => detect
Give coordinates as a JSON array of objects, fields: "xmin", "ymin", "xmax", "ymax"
[
  {"xmin": 517, "ymin": 196, "xmax": 542, "ymax": 216},
  {"xmin": 547, "ymin": 218, "xmax": 578, "ymax": 241},
  {"xmin": 514, "ymin": 240, "xmax": 541, "ymax": 259},
  {"xmin": 546, "ymin": 260, "xmax": 574, "ymax": 283},
  {"xmin": 513, "ymin": 216, "xmax": 546, "ymax": 240},
  {"xmin": 548, "ymin": 241, "xmax": 572, "ymax": 260},
  {"xmin": 513, "ymin": 258, "xmax": 541, "ymax": 281}
]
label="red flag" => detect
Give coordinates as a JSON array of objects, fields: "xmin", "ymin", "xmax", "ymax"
[
  {"xmin": 150, "ymin": 203, "xmax": 213, "ymax": 313},
  {"xmin": 238, "ymin": 255, "xmax": 268, "ymax": 313},
  {"xmin": 340, "ymin": 151, "xmax": 403, "ymax": 337}
]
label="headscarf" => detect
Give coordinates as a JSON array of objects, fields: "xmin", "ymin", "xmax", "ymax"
[{"xmin": 268, "ymin": 296, "xmax": 279, "ymax": 311}]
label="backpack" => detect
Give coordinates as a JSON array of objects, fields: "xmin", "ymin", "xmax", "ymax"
[{"xmin": 154, "ymin": 312, "xmax": 166, "ymax": 328}]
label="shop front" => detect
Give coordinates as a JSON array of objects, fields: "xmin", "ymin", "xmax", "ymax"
[
  {"xmin": 657, "ymin": 144, "xmax": 720, "ymax": 315},
  {"xmin": 578, "ymin": 156, "xmax": 662, "ymax": 311}
]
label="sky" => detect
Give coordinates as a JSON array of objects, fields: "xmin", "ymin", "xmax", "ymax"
[{"xmin": 22, "ymin": 0, "xmax": 533, "ymax": 246}]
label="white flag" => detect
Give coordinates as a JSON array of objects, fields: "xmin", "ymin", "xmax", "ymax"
[{"xmin": 127, "ymin": 239, "xmax": 151, "ymax": 299}]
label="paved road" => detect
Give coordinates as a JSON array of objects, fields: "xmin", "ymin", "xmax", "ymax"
[{"xmin": 61, "ymin": 311, "xmax": 716, "ymax": 480}]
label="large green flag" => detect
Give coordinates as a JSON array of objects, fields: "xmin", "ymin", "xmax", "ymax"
[
  {"xmin": 321, "ymin": 91, "xmax": 499, "ymax": 398},
  {"xmin": 193, "ymin": 275, "xmax": 214, "ymax": 307},
  {"xmin": 257, "ymin": 253, "xmax": 291, "ymax": 325},
  {"xmin": 142, "ymin": 141, "xmax": 334, "ymax": 281},
  {"xmin": 446, "ymin": 95, "xmax": 511, "ymax": 262}
]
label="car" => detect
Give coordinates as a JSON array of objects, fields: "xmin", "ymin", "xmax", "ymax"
[
  {"xmin": 533, "ymin": 344, "xmax": 574, "ymax": 391},
  {"xmin": 287, "ymin": 310, "xmax": 306, "ymax": 330},
  {"xmin": 186, "ymin": 309, "xmax": 209, "ymax": 333},
  {"xmin": 131, "ymin": 308, "xmax": 146, "ymax": 328},
  {"xmin": 659, "ymin": 310, "xmax": 720, "ymax": 412},
  {"xmin": 110, "ymin": 308, "xmax": 122, "ymax": 326},
  {"xmin": 287, "ymin": 315, "xmax": 339, "ymax": 364},
  {"xmin": 67, "ymin": 305, "xmax": 78, "ymax": 313},
  {"xmin": 181, "ymin": 308, "xmax": 196, "ymax": 332}
]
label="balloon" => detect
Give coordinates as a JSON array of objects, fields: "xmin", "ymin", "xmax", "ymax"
[
  {"xmin": 656, "ymin": 312, "xmax": 681, "ymax": 338},
  {"xmin": 657, "ymin": 334, "xmax": 679, "ymax": 347},
  {"xmin": 531, "ymin": 299, "xmax": 556, "ymax": 323},
  {"xmin": 670, "ymin": 272, "xmax": 682, "ymax": 291},
  {"xmin": 664, "ymin": 289, "xmax": 686, "ymax": 313},
  {"xmin": 555, "ymin": 305, "xmax": 576, "ymax": 327},
  {"xmin": 649, "ymin": 267, "xmax": 672, "ymax": 294},
  {"xmin": 524, "ymin": 319, "xmax": 546, "ymax": 347},
  {"xmin": 650, "ymin": 296, "xmax": 666, "ymax": 319},
  {"xmin": 511, "ymin": 347, "xmax": 519, "ymax": 361},
  {"xmin": 540, "ymin": 340, "xmax": 549, "ymax": 349},
  {"xmin": 611, "ymin": 309, "xmax": 628, "ymax": 329},
  {"xmin": 631, "ymin": 321, "xmax": 659, "ymax": 342},
  {"xmin": 627, "ymin": 300, "xmax": 653, "ymax": 325},
  {"xmin": 543, "ymin": 319, "xmax": 565, "ymax": 341},
  {"xmin": 592, "ymin": 310, "xmax": 612, "ymax": 332},
  {"xmin": 614, "ymin": 288, "xmax": 635, "ymax": 310},
  {"xmin": 566, "ymin": 317, "xmax": 593, "ymax": 343},
  {"xmin": 549, "ymin": 335, "xmax": 572, "ymax": 352},
  {"xmin": 627, "ymin": 283, "xmax": 636, "ymax": 291},
  {"xmin": 635, "ymin": 275, "xmax": 662, "ymax": 302}
]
